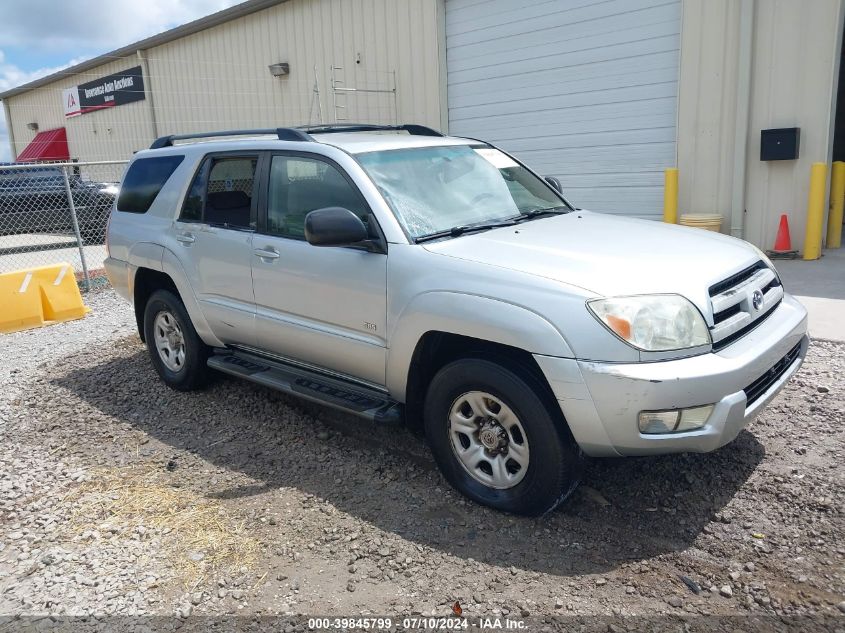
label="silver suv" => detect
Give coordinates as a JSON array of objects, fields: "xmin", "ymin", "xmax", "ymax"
[{"xmin": 106, "ymin": 124, "xmax": 809, "ymax": 516}]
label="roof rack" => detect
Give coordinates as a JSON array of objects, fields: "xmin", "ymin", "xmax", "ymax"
[
  {"xmin": 148, "ymin": 123, "xmax": 444, "ymax": 150},
  {"xmin": 298, "ymin": 123, "xmax": 444, "ymax": 137},
  {"xmin": 149, "ymin": 127, "xmax": 312, "ymax": 149}
]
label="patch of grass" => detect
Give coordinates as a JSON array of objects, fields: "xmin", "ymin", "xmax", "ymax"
[{"xmin": 61, "ymin": 464, "xmax": 259, "ymax": 589}]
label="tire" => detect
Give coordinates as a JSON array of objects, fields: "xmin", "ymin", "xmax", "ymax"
[
  {"xmin": 143, "ymin": 289, "xmax": 210, "ymax": 391},
  {"xmin": 424, "ymin": 358, "xmax": 583, "ymax": 516}
]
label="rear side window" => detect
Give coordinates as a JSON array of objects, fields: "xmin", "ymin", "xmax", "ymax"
[
  {"xmin": 117, "ymin": 155, "xmax": 184, "ymax": 213},
  {"xmin": 179, "ymin": 156, "xmax": 258, "ymax": 229}
]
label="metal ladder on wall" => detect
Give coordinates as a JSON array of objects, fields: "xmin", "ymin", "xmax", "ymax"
[{"xmin": 330, "ymin": 65, "xmax": 397, "ymax": 124}]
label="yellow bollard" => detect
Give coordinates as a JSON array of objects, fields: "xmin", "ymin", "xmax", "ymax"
[
  {"xmin": 663, "ymin": 168, "xmax": 679, "ymax": 224},
  {"xmin": 803, "ymin": 162, "xmax": 827, "ymax": 260},
  {"xmin": 826, "ymin": 160, "xmax": 845, "ymax": 248}
]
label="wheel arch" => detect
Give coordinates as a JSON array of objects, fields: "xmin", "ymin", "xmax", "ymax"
[
  {"xmin": 387, "ymin": 292, "xmax": 573, "ymax": 400},
  {"xmin": 400, "ymin": 331, "xmax": 567, "ymax": 435},
  {"xmin": 131, "ymin": 248, "xmax": 223, "ymax": 347}
]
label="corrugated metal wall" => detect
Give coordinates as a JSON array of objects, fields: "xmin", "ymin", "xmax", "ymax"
[
  {"xmin": 445, "ymin": 0, "xmax": 683, "ymax": 219},
  {"xmin": 676, "ymin": 0, "xmax": 844, "ymax": 250},
  {"xmin": 5, "ymin": 0, "xmax": 442, "ymax": 162}
]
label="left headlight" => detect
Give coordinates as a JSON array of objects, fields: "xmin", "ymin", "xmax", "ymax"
[{"xmin": 587, "ymin": 294, "xmax": 711, "ymax": 351}]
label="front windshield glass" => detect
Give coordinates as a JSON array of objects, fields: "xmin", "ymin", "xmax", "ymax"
[{"xmin": 356, "ymin": 144, "xmax": 567, "ymax": 239}]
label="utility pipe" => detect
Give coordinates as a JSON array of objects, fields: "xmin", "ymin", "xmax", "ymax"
[{"xmin": 730, "ymin": 0, "xmax": 754, "ymax": 239}]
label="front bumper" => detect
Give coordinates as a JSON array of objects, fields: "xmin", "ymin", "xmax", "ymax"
[{"xmin": 535, "ymin": 294, "xmax": 809, "ymax": 457}]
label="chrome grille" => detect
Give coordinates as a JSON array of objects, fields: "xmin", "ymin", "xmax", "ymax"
[{"xmin": 709, "ymin": 261, "xmax": 783, "ymax": 350}]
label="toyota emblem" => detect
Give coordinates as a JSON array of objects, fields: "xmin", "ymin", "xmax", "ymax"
[{"xmin": 752, "ymin": 290, "xmax": 764, "ymax": 311}]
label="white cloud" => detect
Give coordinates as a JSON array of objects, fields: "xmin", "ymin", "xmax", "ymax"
[
  {"xmin": 0, "ymin": 52, "xmax": 86, "ymax": 162},
  {"xmin": 0, "ymin": 0, "xmax": 242, "ymax": 161},
  {"xmin": 0, "ymin": 0, "xmax": 243, "ymax": 53}
]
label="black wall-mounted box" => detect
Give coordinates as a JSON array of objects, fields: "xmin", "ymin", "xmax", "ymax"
[{"xmin": 760, "ymin": 127, "xmax": 800, "ymax": 161}]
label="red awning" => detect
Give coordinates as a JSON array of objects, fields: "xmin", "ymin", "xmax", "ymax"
[{"xmin": 16, "ymin": 127, "xmax": 70, "ymax": 162}]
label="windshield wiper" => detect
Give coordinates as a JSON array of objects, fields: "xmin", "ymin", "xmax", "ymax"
[
  {"xmin": 514, "ymin": 206, "xmax": 569, "ymax": 222},
  {"xmin": 414, "ymin": 219, "xmax": 518, "ymax": 243}
]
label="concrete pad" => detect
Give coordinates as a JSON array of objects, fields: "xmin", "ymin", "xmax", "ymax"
[
  {"xmin": 774, "ymin": 248, "xmax": 844, "ymax": 342},
  {"xmin": 0, "ymin": 232, "xmax": 77, "ymax": 249},
  {"xmin": 791, "ymin": 296, "xmax": 845, "ymax": 342}
]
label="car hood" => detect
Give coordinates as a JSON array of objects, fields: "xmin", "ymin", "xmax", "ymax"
[{"xmin": 423, "ymin": 211, "xmax": 762, "ymax": 309}]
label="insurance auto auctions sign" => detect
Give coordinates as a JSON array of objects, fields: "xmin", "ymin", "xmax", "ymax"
[{"xmin": 63, "ymin": 66, "xmax": 145, "ymax": 117}]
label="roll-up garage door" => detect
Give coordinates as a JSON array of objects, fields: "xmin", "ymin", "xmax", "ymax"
[{"xmin": 446, "ymin": 0, "xmax": 682, "ymax": 219}]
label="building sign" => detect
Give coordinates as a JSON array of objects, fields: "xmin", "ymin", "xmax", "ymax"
[
  {"xmin": 62, "ymin": 66, "xmax": 145, "ymax": 118},
  {"xmin": 62, "ymin": 87, "xmax": 81, "ymax": 117}
]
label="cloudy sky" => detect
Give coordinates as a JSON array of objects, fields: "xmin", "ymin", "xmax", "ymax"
[{"xmin": 0, "ymin": 0, "xmax": 242, "ymax": 161}]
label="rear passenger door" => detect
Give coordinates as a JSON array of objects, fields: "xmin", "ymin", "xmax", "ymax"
[
  {"xmin": 171, "ymin": 153, "xmax": 261, "ymax": 346},
  {"xmin": 250, "ymin": 152, "xmax": 388, "ymax": 387}
]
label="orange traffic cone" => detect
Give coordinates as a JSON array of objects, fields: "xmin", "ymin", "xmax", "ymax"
[{"xmin": 767, "ymin": 214, "xmax": 798, "ymax": 259}]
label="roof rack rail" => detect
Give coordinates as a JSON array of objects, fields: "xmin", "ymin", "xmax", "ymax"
[
  {"xmin": 299, "ymin": 123, "xmax": 444, "ymax": 137},
  {"xmin": 149, "ymin": 127, "xmax": 312, "ymax": 149}
]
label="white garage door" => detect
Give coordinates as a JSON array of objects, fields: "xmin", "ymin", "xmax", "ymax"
[{"xmin": 446, "ymin": 0, "xmax": 682, "ymax": 219}]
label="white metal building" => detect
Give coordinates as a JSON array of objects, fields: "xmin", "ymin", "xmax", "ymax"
[{"xmin": 2, "ymin": 0, "xmax": 844, "ymax": 250}]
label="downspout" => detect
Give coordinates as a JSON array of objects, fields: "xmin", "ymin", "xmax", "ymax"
[
  {"xmin": 137, "ymin": 49, "xmax": 159, "ymax": 139},
  {"xmin": 730, "ymin": 0, "xmax": 755, "ymax": 239},
  {"xmin": 435, "ymin": 0, "xmax": 449, "ymax": 134},
  {"xmin": 2, "ymin": 99, "xmax": 17, "ymax": 161}
]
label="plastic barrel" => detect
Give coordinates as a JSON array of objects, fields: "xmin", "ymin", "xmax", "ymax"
[{"xmin": 679, "ymin": 213, "xmax": 723, "ymax": 232}]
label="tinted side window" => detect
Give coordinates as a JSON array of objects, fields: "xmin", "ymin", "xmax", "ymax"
[
  {"xmin": 117, "ymin": 155, "xmax": 184, "ymax": 213},
  {"xmin": 180, "ymin": 161, "xmax": 207, "ymax": 222},
  {"xmin": 204, "ymin": 157, "xmax": 257, "ymax": 229},
  {"xmin": 266, "ymin": 156, "xmax": 368, "ymax": 239}
]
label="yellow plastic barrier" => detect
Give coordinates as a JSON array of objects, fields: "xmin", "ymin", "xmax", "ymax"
[{"xmin": 0, "ymin": 263, "xmax": 90, "ymax": 334}]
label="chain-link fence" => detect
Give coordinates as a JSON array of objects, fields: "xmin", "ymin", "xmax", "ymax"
[{"xmin": 0, "ymin": 161, "xmax": 127, "ymax": 291}]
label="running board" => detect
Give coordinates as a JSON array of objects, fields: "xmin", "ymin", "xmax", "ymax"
[{"xmin": 207, "ymin": 350, "xmax": 403, "ymax": 425}]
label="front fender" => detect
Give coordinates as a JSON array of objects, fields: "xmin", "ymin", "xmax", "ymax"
[{"xmin": 385, "ymin": 291, "xmax": 574, "ymax": 400}]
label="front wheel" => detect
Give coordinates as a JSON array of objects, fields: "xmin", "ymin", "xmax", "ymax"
[
  {"xmin": 424, "ymin": 358, "xmax": 583, "ymax": 516},
  {"xmin": 143, "ymin": 289, "xmax": 209, "ymax": 391}
]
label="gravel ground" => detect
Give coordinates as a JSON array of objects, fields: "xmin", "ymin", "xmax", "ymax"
[{"xmin": 0, "ymin": 289, "xmax": 843, "ymax": 630}]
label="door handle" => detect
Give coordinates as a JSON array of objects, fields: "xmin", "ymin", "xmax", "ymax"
[
  {"xmin": 176, "ymin": 233, "xmax": 195, "ymax": 244},
  {"xmin": 253, "ymin": 247, "xmax": 280, "ymax": 260}
]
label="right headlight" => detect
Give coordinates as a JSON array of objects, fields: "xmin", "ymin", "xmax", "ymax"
[{"xmin": 587, "ymin": 294, "xmax": 711, "ymax": 351}]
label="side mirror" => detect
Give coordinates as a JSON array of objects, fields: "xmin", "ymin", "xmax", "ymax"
[
  {"xmin": 304, "ymin": 207, "xmax": 368, "ymax": 247},
  {"xmin": 545, "ymin": 176, "xmax": 563, "ymax": 193}
]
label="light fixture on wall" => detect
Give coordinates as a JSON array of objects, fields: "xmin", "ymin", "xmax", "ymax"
[
  {"xmin": 268, "ymin": 62, "xmax": 290, "ymax": 77},
  {"xmin": 26, "ymin": 122, "xmax": 38, "ymax": 131}
]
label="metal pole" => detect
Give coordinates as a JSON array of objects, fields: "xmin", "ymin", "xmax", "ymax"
[{"xmin": 61, "ymin": 166, "xmax": 91, "ymax": 291}]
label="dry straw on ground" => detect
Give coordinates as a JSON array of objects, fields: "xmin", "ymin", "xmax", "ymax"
[{"xmin": 60, "ymin": 464, "xmax": 259, "ymax": 589}]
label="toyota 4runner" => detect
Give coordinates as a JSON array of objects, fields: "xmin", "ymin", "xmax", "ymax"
[{"xmin": 105, "ymin": 124, "xmax": 809, "ymax": 516}]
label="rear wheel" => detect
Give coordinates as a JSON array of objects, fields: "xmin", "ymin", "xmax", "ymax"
[
  {"xmin": 424, "ymin": 358, "xmax": 583, "ymax": 515},
  {"xmin": 143, "ymin": 289, "xmax": 209, "ymax": 391}
]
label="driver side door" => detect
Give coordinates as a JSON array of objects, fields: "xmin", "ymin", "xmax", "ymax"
[{"xmin": 250, "ymin": 152, "xmax": 388, "ymax": 387}]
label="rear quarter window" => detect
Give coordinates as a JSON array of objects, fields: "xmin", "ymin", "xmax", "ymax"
[{"xmin": 117, "ymin": 155, "xmax": 184, "ymax": 213}]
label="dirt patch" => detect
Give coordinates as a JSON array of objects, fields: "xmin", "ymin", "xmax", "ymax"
[{"xmin": 1, "ymin": 291, "xmax": 843, "ymax": 625}]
